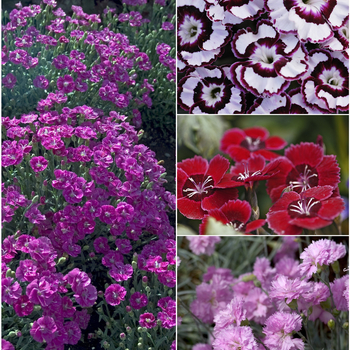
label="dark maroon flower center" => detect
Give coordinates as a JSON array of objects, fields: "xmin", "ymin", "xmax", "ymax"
[
  {"xmin": 182, "ymin": 174, "xmax": 215, "ymax": 201},
  {"xmin": 286, "ymin": 164, "xmax": 318, "ymax": 192},
  {"xmin": 287, "ymin": 197, "xmax": 321, "ymax": 218},
  {"xmin": 240, "ymin": 137, "xmax": 266, "ymax": 152}
]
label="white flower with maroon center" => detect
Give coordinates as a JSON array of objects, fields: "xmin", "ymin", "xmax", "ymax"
[
  {"xmin": 230, "ymin": 20, "xmax": 308, "ymax": 97},
  {"xmin": 302, "ymin": 49, "xmax": 349, "ymax": 112},
  {"xmin": 178, "ymin": 65, "xmax": 245, "ymax": 114},
  {"xmin": 177, "ymin": 0, "xmax": 231, "ymax": 69},
  {"xmin": 266, "ymin": 0, "xmax": 349, "ymax": 43}
]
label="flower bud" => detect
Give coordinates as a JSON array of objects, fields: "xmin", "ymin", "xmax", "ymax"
[
  {"xmin": 8, "ymin": 331, "xmax": 17, "ymax": 337},
  {"xmin": 137, "ymin": 327, "xmax": 143, "ymax": 333},
  {"xmin": 332, "ymin": 308, "xmax": 341, "ymax": 316},
  {"xmin": 126, "ymin": 306, "xmax": 132, "ymax": 312},
  {"xmin": 287, "ymin": 299, "xmax": 298, "ymax": 310},
  {"xmin": 83, "ymin": 245, "xmax": 90, "ymax": 251},
  {"xmin": 16, "ymin": 331, "xmax": 22, "ymax": 337},
  {"xmin": 133, "ymin": 253, "xmax": 138, "ymax": 262},
  {"xmin": 98, "ymin": 291, "xmax": 104, "ymax": 297},
  {"xmin": 137, "ymin": 343, "xmax": 143, "ymax": 348},
  {"xmin": 126, "ymin": 326, "xmax": 132, "ymax": 333},
  {"xmin": 331, "ymin": 261, "xmax": 340, "ymax": 274},
  {"xmin": 241, "ymin": 274, "xmax": 256, "ymax": 282},
  {"xmin": 145, "ymin": 286, "xmax": 151, "ymax": 293},
  {"xmin": 34, "ymin": 305, "xmax": 41, "ymax": 312},
  {"xmin": 327, "ymin": 319, "xmax": 335, "ymax": 330},
  {"xmin": 320, "ymin": 298, "xmax": 331, "ymax": 310},
  {"xmin": 120, "ymin": 333, "xmax": 126, "ymax": 340},
  {"xmin": 89, "ymin": 252, "xmax": 95, "ymax": 258},
  {"xmin": 138, "ymin": 337, "xmax": 143, "ymax": 343},
  {"xmin": 253, "ymin": 280, "xmax": 261, "ymax": 288},
  {"xmin": 342, "ymin": 322, "xmax": 349, "ymax": 329},
  {"xmin": 132, "ymin": 261, "xmax": 138, "ymax": 270},
  {"xmin": 57, "ymin": 257, "xmax": 66, "ymax": 265},
  {"xmin": 6, "ymin": 269, "xmax": 13, "ymax": 278},
  {"xmin": 97, "ymin": 329, "xmax": 103, "ymax": 335}
]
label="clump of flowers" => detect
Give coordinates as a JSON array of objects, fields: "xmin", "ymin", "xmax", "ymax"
[
  {"xmin": 2, "ymin": 1, "xmax": 175, "ymax": 349},
  {"xmin": 178, "ymin": 125, "xmax": 347, "ymax": 235},
  {"xmin": 178, "ymin": 236, "xmax": 349, "ymax": 350},
  {"xmin": 177, "ymin": 0, "xmax": 349, "ymax": 114}
]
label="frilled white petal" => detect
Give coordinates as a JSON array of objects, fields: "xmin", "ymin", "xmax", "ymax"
[
  {"xmin": 178, "ymin": 0, "xmax": 205, "ymax": 11},
  {"xmin": 317, "ymin": 89, "xmax": 349, "ymax": 110},
  {"xmin": 217, "ymin": 87, "xmax": 244, "ymax": 114},
  {"xmin": 234, "ymin": 23, "xmax": 277, "ymax": 57},
  {"xmin": 188, "ymin": 66, "xmax": 223, "ymax": 79},
  {"xmin": 202, "ymin": 21, "xmax": 230, "ymax": 51},
  {"xmin": 278, "ymin": 47, "xmax": 308, "ymax": 80},
  {"xmin": 222, "ymin": 11, "xmax": 243, "ymax": 25},
  {"xmin": 289, "ymin": 7, "xmax": 333, "ymax": 42},
  {"xmin": 279, "ymin": 34, "xmax": 300, "ymax": 55},
  {"xmin": 180, "ymin": 48, "xmax": 221, "ymax": 67},
  {"xmin": 327, "ymin": 0, "xmax": 349, "ymax": 28},
  {"xmin": 266, "ymin": 0, "xmax": 297, "ymax": 33},
  {"xmin": 302, "ymin": 79, "xmax": 329, "ymax": 111},
  {"xmin": 290, "ymin": 90, "xmax": 322, "ymax": 114},
  {"xmin": 206, "ymin": 1, "xmax": 225, "ymax": 21},
  {"xmin": 243, "ymin": 66, "xmax": 289, "ymax": 95},
  {"xmin": 248, "ymin": 94, "xmax": 290, "ymax": 114},
  {"xmin": 229, "ymin": 0, "xmax": 265, "ymax": 20},
  {"xmin": 178, "ymin": 76, "xmax": 201, "ymax": 109}
]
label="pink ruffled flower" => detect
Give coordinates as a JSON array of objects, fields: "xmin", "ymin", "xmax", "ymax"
[
  {"xmin": 263, "ymin": 312, "xmax": 304, "ymax": 350},
  {"xmin": 57, "ymin": 74, "xmax": 75, "ymax": 93},
  {"xmin": 212, "ymin": 325, "xmax": 258, "ymax": 350},
  {"xmin": 269, "ymin": 275, "xmax": 310, "ymax": 304},
  {"xmin": 213, "ymin": 297, "xmax": 246, "ymax": 336},
  {"xmin": 299, "ymin": 239, "xmax": 346, "ymax": 279},
  {"xmin": 105, "ymin": 284, "xmax": 127, "ymax": 306},
  {"xmin": 30, "ymin": 316, "xmax": 57, "ymax": 343},
  {"xmin": 29, "ymin": 156, "xmax": 48, "ymax": 172},
  {"xmin": 2, "ymin": 277, "xmax": 22, "ymax": 305},
  {"xmin": 187, "ymin": 236, "xmax": 221, "ymax": 255},
  {"xmin": 3, "ymin": 73, "xmax": 17, "ymax": 88},
  {"xmin": 13, "ymin": 295, "xmax": 34, "ymax": 317},
  {"xmin": 130, "ymin": 292, "xmax": 148, "ymax": 309},
  {"xmin": 139, "ymin": 312, "xmax": 156, "ymax": 328}
]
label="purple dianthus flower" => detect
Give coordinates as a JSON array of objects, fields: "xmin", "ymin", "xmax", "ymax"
[
  {"xmin": 263, "ymin": 312, "xmax": 304, "ymax": 350},
  {"xmin": 105, "ymin": 284, "xmax": 126, "ymax": 306},
  {"xmin": 187, "ymin": 236, "xmax": 221, "ymax": 256},
  {"xmin": 130, "ymin": 292, "xmax": 148, "ymax": 309},
  {"xmin": 139, "ymin": 312, "xmax": 156, "ymax": 328},
  {"xmin": 299, "ymin": 239, "xmax": 346, "ymax": 279}
]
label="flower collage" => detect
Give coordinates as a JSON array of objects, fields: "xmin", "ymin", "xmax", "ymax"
[{"xmin": 1, "ymin": 0, "xmax": 349, "ymax": 350}]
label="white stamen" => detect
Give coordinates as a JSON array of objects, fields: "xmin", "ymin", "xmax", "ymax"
[
  {"xmin": 183, "ymin": 176, "xmax": 214, "ymax": 198},
  {"xmin": 289, "ymin": 197, "xmax": 320, "ymax": 216},
  {"xmin": 289, "ymin": 165, "xmax": 318, "ymax": 192}
]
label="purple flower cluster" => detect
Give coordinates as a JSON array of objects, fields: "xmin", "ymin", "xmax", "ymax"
[
  {"xmin": 177, "ymin": 0, "xmax": 349, "ymax": 114},
  {"xmin": 2, "ymin": 1, "xmax": 175, "ymax": 349},
  {"xmin": 183, "ymin": 237, "xmax": 348, "ymax": 349}
]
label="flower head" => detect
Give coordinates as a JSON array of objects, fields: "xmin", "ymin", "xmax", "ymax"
[{"xmin": 178, "ymin": 155, "xmax": 238, "ymax": 219}]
